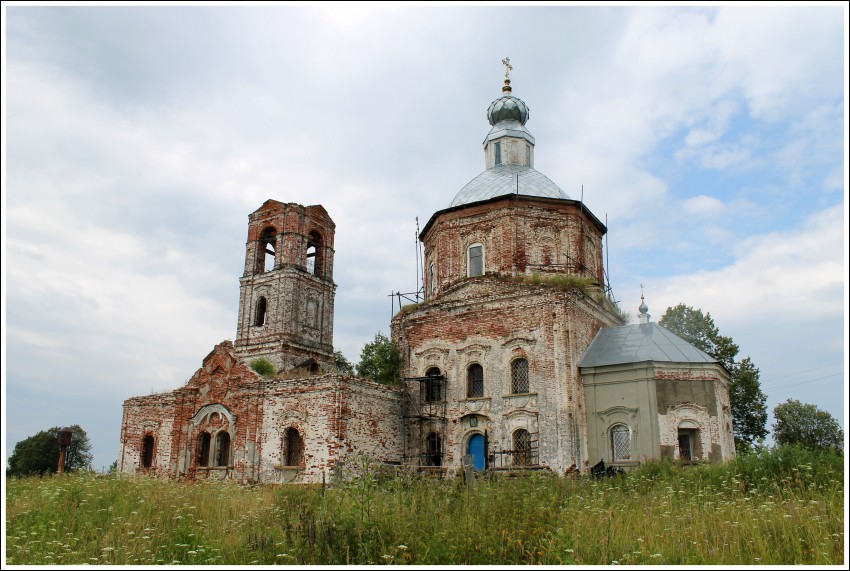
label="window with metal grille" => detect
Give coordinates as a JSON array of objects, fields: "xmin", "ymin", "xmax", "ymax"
[
  {"xmin": 611, "ymin": 424, "xmax": 631, "ymax": 461},
  {"xmin": 197, "ymin": 432, "xmax": 211, "ymax": 467},
  {"xmin": 468, "ymin": 244, "xmax": 484, "ymax": 277},
  {"xmin": 511, "ymin": 359, "xmax": 529, "ymax": 394},
  {"xmin": 285, "ymin": 428, "xmax": 303, "ymax": 466},
  {"xmin": 467, "ymin": 364, "xmax": 484, "ymax": 398},
  {"xmin": 215, "ymin": 432, "xmax": 230, "ymax": 467},
  {"xmin": 141, "ymin": 434, "xmax": 155, "ymax": 469},
  {"xmin": 424, "ymin": 367, "xmax": 442, "ymax": 403},
  {"xmin": 513, "ymin": 429, "xmax": 532, "ymax": 466}
]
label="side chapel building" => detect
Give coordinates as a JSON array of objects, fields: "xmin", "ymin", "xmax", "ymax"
[{"xmin": 118, "ymin": 66, "xmax": 735, "ymax": 483}]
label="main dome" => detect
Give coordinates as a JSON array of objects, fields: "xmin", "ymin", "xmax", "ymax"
[{"xmin": 449, "ymin": 164, "xmax": 570, "ymax": 208}]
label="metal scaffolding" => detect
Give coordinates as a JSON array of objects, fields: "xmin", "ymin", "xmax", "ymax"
[{"xmin": 401, "ymin": 373, "xmax": 448, "ymax": 473}]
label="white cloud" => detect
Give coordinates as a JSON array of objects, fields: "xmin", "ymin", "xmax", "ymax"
[
  {"xmin": 651, "ymin": 203, "xmax": 844, "ymax": 327},
  {"xmin": 682, "ymin": 195, "xmax": 725, "ymax": 216}
]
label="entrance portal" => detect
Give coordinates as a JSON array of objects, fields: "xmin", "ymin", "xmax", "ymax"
[{"xmin": 467, "ymin": 433, "xmax": 486, "ymax": 471}]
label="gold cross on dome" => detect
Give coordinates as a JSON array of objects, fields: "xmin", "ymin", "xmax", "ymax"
[{"xmin": 502, "ymin": 57, "xmax": 512, "ymax": 80}]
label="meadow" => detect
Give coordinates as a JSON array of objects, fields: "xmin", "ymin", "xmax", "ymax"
[{"xmin": 4, "ymin": 445, "xmax": 845, "ymax": 565}]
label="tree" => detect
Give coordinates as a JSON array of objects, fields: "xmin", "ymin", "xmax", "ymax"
[
  {"xmin": 6, "ymin": 425, "xmax": 93, "ymax": 477},
  {"xmin": 334, "ymin": 349, "xmax": 354, "ymax": 374},
  {"xmin": 356, "ymin": 332, "xmax": 402, "ymax": 385},
  {"xmin": 659, "ymin": 303, "xmax": 768, "ymax": 452},
  {"xmin": 772, "ymin": 399, "xmax": 843, "ymax": 452}
]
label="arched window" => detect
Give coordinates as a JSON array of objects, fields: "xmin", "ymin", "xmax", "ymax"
[
  {"xmin": 215, "ymin": 432, "xmax": 230, "ymax": 467},
  {"xmin": 513, "ymin": 429, "xmax": 532, "ymax": 466},
  {"xmin": 141, "ymin": 434, "xmax": 155, "ymax": 469},
  {"xmin": 424, "ymin": 367, "xmax": 442, "ymax": 403},
  {"xmin": 254, "ymin": 296, "xmax": 267, "ymax": 326},
  {"xmin": 467, "ymin": 244, "xmax": 484, "ymax": 277},
  {"xmin": 467, "ymin": 364, "xmax": 484, "ymax": 398},
  {"xmin": 611, "ymin": 424, "xmax": 631, "ymax": 462},
  {"xmin": 306, "ymin": 231, "xmax": 322, "ymax": 276},
  {"xmin": 259, "ymin": 227, "xmax": 276, "ymax": 273},
  {"xmin": 511, "ymin": 358, "xmax": 529, "ymax": 394},
  {"xmin": 428, "ymin": 261, "xmax": 436, "ymax": 297},
  {"xmin": 197, "ymin": 432, "xmax": 211, "ymax": 467},
  {"xmin": 425, "ymin": 432, "xmax": 442, "ymax": 467},
  {"xmin": 284, "ymin": 428, "xmax": 303, "ymax": 467}
]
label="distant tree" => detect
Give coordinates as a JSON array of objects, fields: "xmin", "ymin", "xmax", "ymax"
[
  {"xmin": 334, "ymin": 349, "xmax": 354, "ymax": 374},
  {"xmin": 6, "ymin": 425, "xmax": 93, "ymax": 477},
  {"xmin": 250, "ymin": 357, "xmax": 277, "ymax": 377},
  {"xmin": 356, "ymin": 332, "xmax": 402, "ymax": 385},
  {"xmin": 772, "ymin": 399, "xmax": 843, "ymax": 452},
  {"xmin": 659, "ymin": 304, "xmax": 768, "ymax": 452}
]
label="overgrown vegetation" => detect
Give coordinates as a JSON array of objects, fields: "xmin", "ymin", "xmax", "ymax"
[
  {"xmin": 249, "ymin": 358, "xmax": 277, "ymax": 378},
  {"xmin": 5, "ymin": 445, "xmax": 843, "ymax": 565},
  {"xmin": 516, "ymin": 272, "xmax": 598, "ymax": 295}
]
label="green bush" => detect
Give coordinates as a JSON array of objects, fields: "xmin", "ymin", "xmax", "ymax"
[{"xmin": 250, "ymin": 358, "xmax": 277, "ymax": 377}]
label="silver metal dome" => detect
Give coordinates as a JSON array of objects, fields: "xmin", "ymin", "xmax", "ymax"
[
  {"xmin": 449, "ymin": 164, "xmax": 570, "ymax": 208},
  {"xmin": 487, "ymin": 95, "xmax": 530, "ymax": 126}
]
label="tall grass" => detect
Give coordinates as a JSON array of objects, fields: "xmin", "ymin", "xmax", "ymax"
[{"xmin": 5, "ymin": 445, "xmax": 844, "ymax": 565}]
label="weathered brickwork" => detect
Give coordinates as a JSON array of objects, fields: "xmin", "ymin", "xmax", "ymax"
[
  {"xmin": 119, "ymin": 341, "xmax": 403, "ymax": 483},
  {"xmin": 119, "ymin": 201, "xmax": 406, "ymax": 484},
  {"xmin": 234, "ymin": 200, "xmax": 336, "ymax": 372},
  {"xmin": 421, "ymin": 195, "xmax": 607, "ymax": 297},
  {"xmin": 394, "ymin": 190, "xmax": 623, "ymax": 475}
]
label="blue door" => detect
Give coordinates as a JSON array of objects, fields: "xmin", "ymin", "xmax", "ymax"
[{"xmin": 467, "ymin": 434, "xmax": 486, "ymax": 471}]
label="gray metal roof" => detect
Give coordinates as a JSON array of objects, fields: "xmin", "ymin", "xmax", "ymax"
[
  {"xmin": 578, "ymin": 323, "xmax": 719, "ymax": 368},
  {"xmin": 449, "ymin": 164, "xmax": 570, "ymax": 208}
]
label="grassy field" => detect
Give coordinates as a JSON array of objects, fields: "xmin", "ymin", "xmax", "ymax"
[{"xmin": 4, "ymin": 445, "xmax": 845, "ymax": 565}]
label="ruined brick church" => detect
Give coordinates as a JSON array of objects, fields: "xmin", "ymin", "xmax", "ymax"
[{"xmin": 118, "ymin": 67, "xmax": 736, "ymax": 483}]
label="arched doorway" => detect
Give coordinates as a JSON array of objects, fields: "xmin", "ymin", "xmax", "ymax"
[{"xmin": 466, "ymin": 433, "xmax": 486, "ymax": 471}]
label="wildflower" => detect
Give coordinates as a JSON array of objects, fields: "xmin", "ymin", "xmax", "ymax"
[
  {"xmin": 397, "ymin": 544, "xmax": 408, "ymax": 550},
  {"xmin": 565, "ymin": 548, "xmax": 574, "ymax": 553}
]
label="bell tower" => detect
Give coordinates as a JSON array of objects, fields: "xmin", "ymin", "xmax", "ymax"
[{"xmin": 234, "ymin": 200, "xmax": 336, "ymax": 373}]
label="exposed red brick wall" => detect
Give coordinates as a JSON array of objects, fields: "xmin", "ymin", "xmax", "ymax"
[{"xmin": 119, "ymin": 342, "xmax": 404, "ymax": 483}]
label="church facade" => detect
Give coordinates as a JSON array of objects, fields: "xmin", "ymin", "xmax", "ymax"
[{"xmin": 118, "ymin": 69, "xmax": 735, "ymax": 483}]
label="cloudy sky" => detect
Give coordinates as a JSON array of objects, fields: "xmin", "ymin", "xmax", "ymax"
[{"xmin": 3, "ymin": 4, "xmax": 847, "ymax": 469}]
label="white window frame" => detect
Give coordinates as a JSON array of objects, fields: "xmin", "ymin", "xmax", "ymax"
[{"xmin": 467, "ymin": 243, "xmax": 484, "ymax": 277}]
